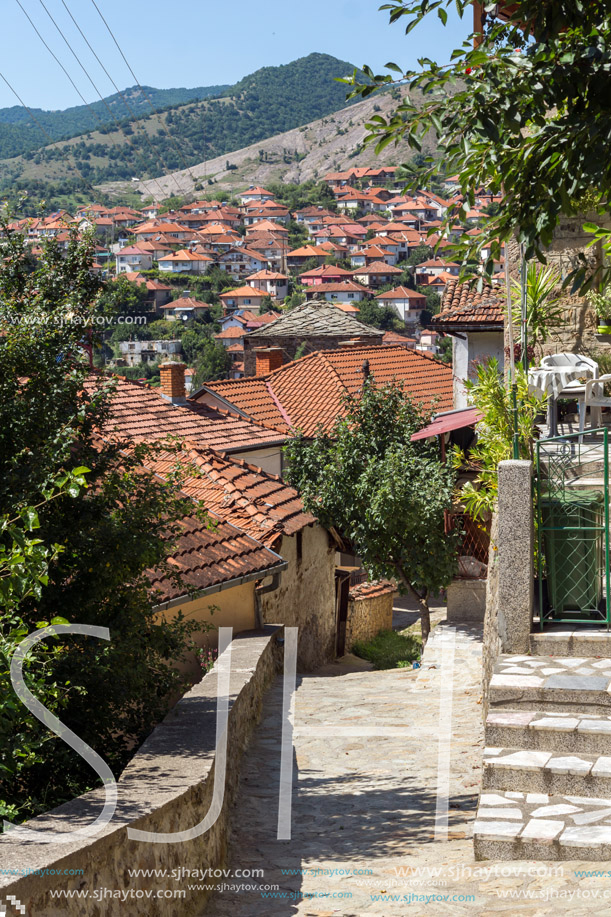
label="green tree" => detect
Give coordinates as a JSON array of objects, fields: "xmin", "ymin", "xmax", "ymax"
[
  {"xmin": 357, "ymin": 299, "xmax": 404, "ymax": 331},
  {"xmin": 285, "ymin": 380, "xmax": 458, "ymax": 643},
  {"xmin": 0, "ymin": 227, "xmax": 203, "ymax": 821},
  {"xmin": 346, "ymin": 1, "xmax": 611, "ymax": 291},
  {"xmin": 98, "ymin": 275, "xmax": 150, "ymax": 319}
]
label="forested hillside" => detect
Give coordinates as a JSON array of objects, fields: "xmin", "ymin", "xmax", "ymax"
[
  {"xmin": 0, "ymin": 53, "xmax": 356, "ymax": 199},
  {"xmin": 0, "ymin": 84, "xmax": 228, "ymax": 159}
]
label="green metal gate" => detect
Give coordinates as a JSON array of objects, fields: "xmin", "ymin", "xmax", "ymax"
[{"xmin": 535, "ymin": 429, "xmax": 611, "ymax": 628}]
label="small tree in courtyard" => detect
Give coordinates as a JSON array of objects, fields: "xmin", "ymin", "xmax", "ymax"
[{"xmin": 284, "ymin": 380, "xmax": 458, "ymax": 644}]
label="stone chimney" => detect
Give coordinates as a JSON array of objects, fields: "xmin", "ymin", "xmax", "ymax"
[
  {"xmin": 159, "ymin": 361, "xmax": 186, "ymax": 404},
  {"xmin": 255, "ymin": 347, "xmax": 284, "ymax": 376}
]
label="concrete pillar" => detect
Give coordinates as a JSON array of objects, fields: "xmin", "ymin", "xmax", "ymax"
[{"xmin": 497, "ymin": 460, "xmax": 533, "ymax": 653}]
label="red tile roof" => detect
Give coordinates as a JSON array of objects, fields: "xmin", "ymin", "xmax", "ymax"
[
  {"xmin": 431, "ymin": 278, "xmax": 504, "ymax": 329},
  {"xmin": 376, "ymin": 286, "xmax": 426, "ymax": 302},
  {"xmin": 86, "ymin": 375, "xmax": 286, "ymax": 452},
  {"xmin": 148, "ymin": 446, "xmax": 315, "ymax": 549},
  {"xmin": 197, "ymin": 345, "xmax": 453, "ymax": 437},
  {"xmin": 147, "ymin": 513, "xmax": 283, "ymax": 602}
]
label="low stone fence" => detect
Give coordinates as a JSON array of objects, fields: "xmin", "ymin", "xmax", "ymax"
[
  {"xmin": 345, "ymin": 581, "xmax": 396, "ymax": 651},
  {"xmin": 0, "ymin": 626, "xmax": 283, "ymax": 916}
]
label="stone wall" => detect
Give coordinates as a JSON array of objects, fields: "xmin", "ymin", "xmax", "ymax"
[
  {"xmin": 259, "ymin": 525, "xmax": 336, "ymax": 670},
  {"xmin": 505, "ymin": 216, "xmax": 611, "ymax": 361},
  {"xmin": 344, "ymin": 581, "xmax": 396, "ymax": 651},
  {"xmin": 0, "ymin": 627, "xmax": 282, "ymax": 917},
  {"xmin": 243, "ymin": 334, "xmax": 381, "ymax": 376}
]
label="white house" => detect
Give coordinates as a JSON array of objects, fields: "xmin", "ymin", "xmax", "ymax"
[
  {"xmin": 158, "ymin": 250, "xmax": 213, "ymax": 274},
  {"xmin": 115, "ymin": 245, "xmax": 153, "ymax": 274},
  {"xmin": 376, "ymin": 286, "xmax": 428, "ymax": 324},
  {"xmin": 245, "ymin": 269, "xmax": 288, "ymax": 301}
]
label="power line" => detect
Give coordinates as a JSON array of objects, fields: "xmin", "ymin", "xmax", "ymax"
[
  {"xmin": 34, "ymin": 0, "xmax": 171, "ymax": 201},
  {"xmin": 0, "ymin": 67, "xmax": 99, "ymax": 200},
  {"xmin": 88, "ymin": 0, "xmax": 203, "ymax": 195},
  {"xmin": 58, "ymin": 0, "xmax": 186, "ymax": 199}
]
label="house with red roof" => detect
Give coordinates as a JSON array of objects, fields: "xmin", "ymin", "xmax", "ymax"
[
  {"xmin": 115, "ymin": 245, "xmax": 154, "ymax": 274},
  {"xmin": 158, "ymin": 249, "xmax": 213, "ymax": 274},
  {"xmin": 161, "ymin": 296, "xmax": 211, "ymax": 321},
  {"xmin": 239, "ymin": 186, "xmax": 275, "ymax": 204},
  {"xmin": 218, "ymin": 248, "xmax": 267, "ymax": 280},
  {"xmin": 299, "ymin": 263, "xmax": 353, "ymax": 286},
  {"xmin": 191, "ymin": 343, "xmax": 452, "ymax": 436},
  {"xmin": 245, "ymin": 269, "xmax": 288, "ymax": 301},
  {"xmin": 352, "ymin": 261, "xmax": 403, "ymax": 289},
  {"xmin": 219, "ymin": 285, "xmax": 268, "ymax": 312},
  {"xmin": 286, "ymin": 245, "xmax": 329, "ymax": 271},
  {"xmin": 304, "ymin": 280, "xmax": 371, "ymax": 305},
  {"xmin": 376, "ymin": 286, "xmax": 427, "ymax": 324}
]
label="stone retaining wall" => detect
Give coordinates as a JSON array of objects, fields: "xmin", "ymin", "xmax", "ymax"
[
  {"xmin": 345, "ymin": 582, "xmax": 396, "ymax": 651},
  {"xmin": 0, "ymin": 627, "xmax": 283, "ymax": 917}
]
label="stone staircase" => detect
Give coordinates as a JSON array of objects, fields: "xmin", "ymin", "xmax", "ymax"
[{"xmin": 474, "ymin": 628, "xmax": 611, "ymax": 860}]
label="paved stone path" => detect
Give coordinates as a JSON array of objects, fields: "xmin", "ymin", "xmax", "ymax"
[{"xmin": 204, "ymin": 624, "xmax": 611, "ymax": 916}]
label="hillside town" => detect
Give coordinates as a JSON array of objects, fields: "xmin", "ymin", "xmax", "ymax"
[{"xmin": 2, "ymin": 1, "xmax": 611, "ymax": 915}]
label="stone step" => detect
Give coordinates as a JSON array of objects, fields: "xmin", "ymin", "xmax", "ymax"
[
  {"xmin": 483, "ymin": 745, "xmax": 611, "ymax": 796},
  {"xmin": 490, "ymin": 654, "xmax": 611, "ymax": 714},
  {"xmin": 486, "ymin": 709, "xmax": 611, "ymax": 754},
  {"xmin": 530, "ymin": 629, "xmax": 611, "ymax": 658},
  {"xmin": 474, "ymin": 789, "xmax": 611, "ymax": 861}
]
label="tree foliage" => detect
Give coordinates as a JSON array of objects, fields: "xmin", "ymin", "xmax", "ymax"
[
  {"xmin": 284, "ymin": 380, "xmax": 458, "ymax": 642},
  {"xmin": 0, "ymin": 227, "xmax": 204, "ymax": 822},
  {"xmin": 345, "ymin": 1, "xmax": 611, "ymax": 291}
]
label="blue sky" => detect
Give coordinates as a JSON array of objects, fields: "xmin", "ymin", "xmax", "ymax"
[{"xmin": 1, "ymin": 0, "xmax": 471, "ymax": 111}]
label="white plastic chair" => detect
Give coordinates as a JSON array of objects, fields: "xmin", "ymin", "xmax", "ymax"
[{"xmin": 579, "ymin": 374, "xmax": 611, "ymax": 436}]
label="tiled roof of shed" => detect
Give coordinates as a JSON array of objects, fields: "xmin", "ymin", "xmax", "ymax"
[
  {"xmin": 245, "ymin": 299, "xmax": 382, "ymax": 340},
  {"xmin": 199, "ymin": 345, "xmax": 452, "ymax": 437},
  {"xmin": 432, "ymin": 278, "xmax": 504, "ymax": 329}
]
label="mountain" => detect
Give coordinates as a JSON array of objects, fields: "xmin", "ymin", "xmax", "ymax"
[
  {"xmin": 105, "ymin": 87, "xmax": 423, "ymax": 201},
  {"xmin": 0, "ymin": 85, "xmax": 229, "ymax": 159},
  {"xmin": 0, "ymin": 54, "xmax": 358, "ymax": 199}
]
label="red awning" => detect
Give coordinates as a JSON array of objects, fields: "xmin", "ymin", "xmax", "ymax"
[{"xmin": 411, "ymin": 407, "xmax": 483, "ymax": 441}]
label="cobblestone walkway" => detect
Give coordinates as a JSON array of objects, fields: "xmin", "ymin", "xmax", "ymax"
[{"xmin": 205, "ymin": 625, "xmax": 611, "ymax": 916}]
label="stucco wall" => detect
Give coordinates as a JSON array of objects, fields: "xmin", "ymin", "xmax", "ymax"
[
  {"xmin": 0, "ymin": 628, "xmax": 282, "ymax": 917},
  {"xmin": 259, "ymin": 525, "xmax": 336, "ymax": 671},
  {"xmin": 157, "ymin": 581, "xmax": 257, "ymax": 681},
  {"xmin": 345, "ymin": 585, "xmax": 396, "ymax": 651},
  {"xmin": 453, "ymin": 331, "xmax": 505, "ymax": 409}
]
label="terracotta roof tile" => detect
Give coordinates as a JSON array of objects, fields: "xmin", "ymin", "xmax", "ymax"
[
  {"xmin": 431, "ymin": 278, "xmax": 504, "ymax": 329},
  {"xmin": 147, "ymin": 446, "xmax": 315, "ymax": 549},
  {"xmin": 147, "ymin": 514, "xmax": 283, "ymax": 602},
  {"xmin": 198, "ymin": 345, "xmax": 453, "ymax": 437},
  {"xmin": 86, "ymin": 375, "xmax": 286, "ymax": 452}
]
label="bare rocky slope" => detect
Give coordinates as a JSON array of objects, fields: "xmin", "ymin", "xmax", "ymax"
[{"xmin": 103, "ymin": 89, "xmax": 422, "ymax": 201}]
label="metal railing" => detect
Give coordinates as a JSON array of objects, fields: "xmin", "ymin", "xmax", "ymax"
[
  {"xmin": 445, "ymin": 510, "xmax": 490, "ymax": 579},
  {"xmin": 535, "ymin": 428, "xmax": 611, "ymax": 629}
]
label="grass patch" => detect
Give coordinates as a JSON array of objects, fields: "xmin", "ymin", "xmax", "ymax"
[{"xmin": 351, "ymin": 629, "xmax": 421, "ymax": 670}]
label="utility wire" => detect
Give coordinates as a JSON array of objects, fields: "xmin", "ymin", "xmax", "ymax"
[
  {"xmin": 58, "ymin": 0, "xmax": 186, "ymax": 198},
  {"xmin": 88, "ymin": 0, "xmax": 204, "ymax": 194},
  {"xmin": 35, "ymin": 0, "xmax": 171, "ymax": 202},
  {"xmin": 0, "ymin": 67, "xmax": 99, "ymax": 200}
]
